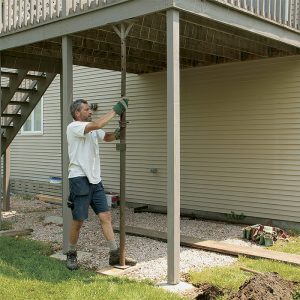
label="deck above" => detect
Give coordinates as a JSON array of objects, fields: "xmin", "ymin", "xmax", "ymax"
[{"xmin": 1, "ymin": 0, "xmax": 300, "ymax": 74}]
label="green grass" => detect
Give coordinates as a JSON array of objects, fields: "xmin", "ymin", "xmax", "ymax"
[
  {"xmin": 188, "ymin": 238, "xmax": 300, "ymax": 299},
  {"xmin": 269, "ymin": 236, "xmax": 300, "ymax": 254},
  {"xmin": 0, "ymin": 236, "xmax": 185, "ymax": 300}
]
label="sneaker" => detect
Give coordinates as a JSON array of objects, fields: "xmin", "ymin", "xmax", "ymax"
[
  {"xmin": 109, "ymin": 248, "xmax": 137, "ymax": 266},
  {"xmin": 66, "ymin": 250, "xmax": 79, "ymax": 270}
]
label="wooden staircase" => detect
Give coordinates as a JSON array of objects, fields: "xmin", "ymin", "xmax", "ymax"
[{"xmin": 0, "ymin": 69, "xmax": 56, "ymax": 154}]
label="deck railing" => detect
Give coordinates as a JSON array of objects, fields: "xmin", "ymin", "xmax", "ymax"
[
  {"xmin": 217, "ymin": 0, "xmax": 300, "ymax": 29},
  {"xmin": 0, "ymin": 0, "xmax": 299, "ymax": 34},
  {"xmin": 0, "ymin": 0, "xmax": 119, "ymax": 33}
]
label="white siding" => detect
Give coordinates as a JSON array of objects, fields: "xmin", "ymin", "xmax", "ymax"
[{"xmin": 11, "ymin": 55, "xmax": 300, "ymax": 223}]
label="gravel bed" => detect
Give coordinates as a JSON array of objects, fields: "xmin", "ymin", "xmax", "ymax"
[{"xmin": 3, "ymin": 196, "xmax": 259, "ymax": 282}]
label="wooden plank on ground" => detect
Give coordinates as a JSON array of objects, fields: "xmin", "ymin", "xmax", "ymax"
[
  {"xmin": 0, "ymin": 229, "xmax": 33, "ymax": 237},
  {"xmin": 35, "ymin": 194, "xmax": 62, "ymax": 205},
  {"xmin": 97, "ymin": 265, "xmax": 139, "ymax": 276},
  {"xmin": 114, "ymin": 226, "xmax": 300, "ymax": 266}
]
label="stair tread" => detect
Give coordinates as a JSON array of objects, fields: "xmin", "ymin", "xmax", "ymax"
[
  {"xmin": 1, "ymin": 71, "xmax": 46, "ymax": 80},
  {"xmin": 2, "ymin": 86, "xmax": 37, "ymax": 93},
  {"xmin": 8, "ymin": 101, "xmax": 29, "ymax": 105},
  {"xmin": 2, "ymin": 113, "xmax": 21, "ymax": 117}
]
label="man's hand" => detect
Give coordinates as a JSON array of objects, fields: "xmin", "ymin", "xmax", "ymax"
[
  {"xmin": 114, "ymin": 128, "xmax": 121, "ymax": 140},
  {"xmin": 113, "ymin": 98, "xmax": 129, "ymax": 115}
]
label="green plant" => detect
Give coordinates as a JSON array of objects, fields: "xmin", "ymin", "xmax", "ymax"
[
  {"xmin": 226, "ymin": 211, "xmax": 246, "ymax": 222},
  {"xmin": 0, "ymin": 220, "xmax": 13, "ymax": 231},
  {"xmin": 22, "ymin": 193, "xmax": 33, "ymax": 200},
  {"xmin": 286, "ymin": 227, "xmax": 300, "ymax": 237},
  {"xmin": 293, "ymin": 289, "xmax": 300, "ymax": 300}
]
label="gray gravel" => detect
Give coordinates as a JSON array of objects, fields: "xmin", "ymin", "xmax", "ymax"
[{"xmin": 5, "ymin": 196, "xmax": 258, "ymax": 282}]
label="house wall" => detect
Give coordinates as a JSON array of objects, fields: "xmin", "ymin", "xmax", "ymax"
[{"xmin": 10, "ymin": 55, "xmax": 300, "ymax": 224}]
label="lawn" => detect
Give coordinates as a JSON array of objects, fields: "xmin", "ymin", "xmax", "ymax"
[{"xmin": 0, "ymin": 236, "xmax": 185, "ymax": 300}]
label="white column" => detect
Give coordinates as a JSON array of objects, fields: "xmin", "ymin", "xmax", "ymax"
[
  {"xmin": 166, "ymin": 8, "xmax": 180, "ymax": 285},
  {"xmin": 0, "ymin": 53, "xmax": 2, "ymax": 225},
  {"xmin": 61, "ymin": 36, "xmax": 73, "ymax": 253}
]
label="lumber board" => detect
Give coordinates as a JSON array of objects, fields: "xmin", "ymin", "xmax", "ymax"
[
  {"xmin": 114, "ymin": 226, "xmax": 300, "ymax": 266},
  {"xmin": 0, "ymin": 229, "xmax": 33, "ymax": 237},
  {"xmin": 35, "ymin": 194, "xmax": 62, "ymax": 205},
  {"xmin": 97, "ymin": 265, "xmax": 139, "ymax": 276}
]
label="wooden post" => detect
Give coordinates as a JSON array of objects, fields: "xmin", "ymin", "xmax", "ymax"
[{"xmin": 167, "ymin": 8, "xmax": 180, "ymax": 285}]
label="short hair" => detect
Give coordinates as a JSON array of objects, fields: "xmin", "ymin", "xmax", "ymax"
[{"xmin": 70, "ymin": 99, "xmax": 88, "ymax": 120}]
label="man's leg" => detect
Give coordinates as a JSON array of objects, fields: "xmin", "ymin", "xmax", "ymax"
[
  {"xmin": 66, "ymin": 177, "xmax": 90, "ymax": 270},
  {"xmin": 98, "ymin": 211, "xmax": 118, "ymax": 249},
  {"xmin": 66, "ymin": 220, "xmax": 83, "ymax": 270},
  {"xmin": 69, "ymin": 219, "xmax": 84, "ymax": 248},
  {"xmin": 93, "ymin": 182, "xmax": 136, "ymax": 266},
  {"xmin": 97, "ymin": 212, "xmax": 136, "ymax": 266}
]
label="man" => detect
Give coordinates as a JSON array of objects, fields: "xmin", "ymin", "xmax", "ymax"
[{"xmin": 66, "ymin": 98, "xmax": 136, "ymax": 270}]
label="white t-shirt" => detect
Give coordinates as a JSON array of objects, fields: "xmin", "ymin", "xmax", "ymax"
[{"xmin": 67, "ymin": 121, "xmax": 105, "ymax": 184}]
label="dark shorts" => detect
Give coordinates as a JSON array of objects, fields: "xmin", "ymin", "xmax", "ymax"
[{"xmin": 68, "ymin": 176, "xmax": 109, "ymax": 221}]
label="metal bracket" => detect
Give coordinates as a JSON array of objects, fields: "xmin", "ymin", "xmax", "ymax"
[
  {"xmin": 112, "ymin": 22, "xmax": 134, "ymax": 40},
  {"xmin": 116, "ymin": 143, "xmax": 126, "ymax": 151},
  {"xmin": 119, "ymin": 120, "xmax": 129, "ymax": 128}
]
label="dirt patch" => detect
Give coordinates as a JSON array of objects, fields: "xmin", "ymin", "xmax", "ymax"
[
  {"xmin": 195, "ymin": 284, "xmax": 224, "ymax": 300},
  {"xmin": 187, "ymin": 273, "xmax": 296, "ymax": 300},
  {"xmin": 229, "ymin": 272, "xmax": 294, "ymax": 300},
  {"xmin": 183, "ymin": 284, "xmax": 224, "ymax": 300}
]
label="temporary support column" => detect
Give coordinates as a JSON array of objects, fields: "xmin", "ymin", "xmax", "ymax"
[
  {"xmin": 113, "ymin": 22, "xmax": 133, "ymax": 266},
  {"xmin": 61, "ymin": 35, "xmax": 73, "ymax": 253},
  {"xmin": 166, "ymin": 9, "xmax": 180, "ymax": 285}
]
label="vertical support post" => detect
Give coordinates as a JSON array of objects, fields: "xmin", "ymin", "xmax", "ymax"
[
  {"xmin": 0, "ymin": 52, "xmax": 2, "ymax": 228},
  {"xmin": 3, "ymin": 146, "xmax": 11, "ymax": 211},
  {"xmin": 119, "ymin": 23, "xmax": 126, "ymax": 266},
  {"xmin": 167, "ymin": 9, "xmax": 180, "ymax": 285},
  {"xmin": 112, "ymin": 22, "xmax": 133, "ymax": 267},
  {"xmin": 61, "ymin": 35, "xmax": 73, "ymax": 253}
]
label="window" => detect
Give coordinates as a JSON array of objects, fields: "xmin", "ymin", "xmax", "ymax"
[{"xmin": 21, "ymin": 99, "xmax": 43, "ymax": 134}]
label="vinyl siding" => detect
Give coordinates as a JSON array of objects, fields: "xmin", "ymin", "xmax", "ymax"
[
  {"xmin": 10, "ymin": 55, "xmax": 300, "ymax": 223},
  {"xmin": 10, "ymin": 75, "xmax": 61, "ymax": 184},
  {"xmin": 179, "ymin": 56, "xmax": 300, "ymax": 222}
]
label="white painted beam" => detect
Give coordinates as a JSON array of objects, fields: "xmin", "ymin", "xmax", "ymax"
[
  {"xmin": 166, "ymin": 8, "xmax": 180, "ymax": 285},
  {"xmin": 61, "ymin": 35, "xmax": 73, "ymax": 253}
]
